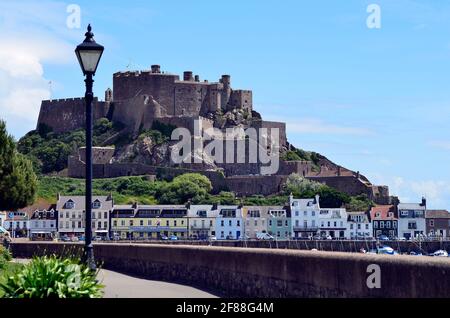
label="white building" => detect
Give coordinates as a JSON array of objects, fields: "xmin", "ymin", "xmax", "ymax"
[
  {"xmin": 290, "ymin": 195, "xmax": 320, "ymax": 239},
  {"xmin": 187, "ymin": 205, "xmax": 216, "ymax": 239},
  {"xmin": 3, "ymin": 211, "xmax": 30, "ymax": 238},
  {"xmin": 28, "ymin": 204, "xmax": 57, "ymax": 239},
  {"xmin": 214, "ymin": 205, "xmax": 244, "ymax": 240},
  {"xmin": 319, "ymin": 208, "xmax": 349, "ymax": 239},
  {"xmin": 57, "ymin": 195, "xmax": 113, "ymax": 239},
  {"xmin": 0, "ymin": 212, "xmax": 5, "ymax": 228},
  {"xmin": 398, "ymin": 198, "xmax": 426, "ymax": 239},
  {"xmin": 347, "ymin": 211, "xmax": 372, "ymax": 239}
]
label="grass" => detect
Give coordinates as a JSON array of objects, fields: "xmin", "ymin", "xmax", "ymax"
[
  {"xmin": 0, "ymin": 262, "xmax": 24, "ymax": 298},
  {"xmin": 37, "ymin": 176, "xmax": 158, "ymax": 205}
]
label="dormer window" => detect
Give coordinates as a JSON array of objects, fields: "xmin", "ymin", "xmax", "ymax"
[
  {"xmin": 92, "ymin": 200, "xmax": 101, "ymax": 209},
  {"xmin": 375, "ymin": 212, "xmax": 380, "ymax": 218},
  {"xmin": 65, "ymin": 200, "xmax": 75, "ymax": 209}
]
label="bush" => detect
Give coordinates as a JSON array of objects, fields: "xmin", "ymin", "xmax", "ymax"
[
  {"xmin": 0, "ymin": 256, "xmax": 104, "ymax": 298},
  {"xmin": 0, "ymin": 246, "xmax": 12, "ymax": 262}
]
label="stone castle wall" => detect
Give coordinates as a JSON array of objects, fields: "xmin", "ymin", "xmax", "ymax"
[{"xmin": 37, "ymin": 98, "xmax": 111, "ymax": 133}]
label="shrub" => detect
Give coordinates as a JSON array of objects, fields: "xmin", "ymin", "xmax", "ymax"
[
  {"xmin": 0, "ymin": 246, "xmax": 12, "ymax": 262},
  {"xmin": 0, "ymin": 256, "xmax": 103, "ymax": 298}
]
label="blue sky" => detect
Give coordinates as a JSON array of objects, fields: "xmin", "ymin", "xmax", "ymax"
[{"xmin": 0, "ymin": 0, "xmax": 449, "ymax": 208}]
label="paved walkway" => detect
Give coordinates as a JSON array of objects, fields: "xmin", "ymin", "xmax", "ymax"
[
  {"xmin": 13, "ymin": 259, "xmax": 217, "ymax": 298},
  {"xmin": 98, "ymin": 269, "xmax": 217, "ymax": 298}
]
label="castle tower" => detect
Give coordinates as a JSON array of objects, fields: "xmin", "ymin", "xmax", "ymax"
[
  {"xmin": 183, "ymin": 71, "xmax": 194, "ymax": 81},
  {"xmin": 151, "ymin": 65, "xmax": 161, "ymax": 73},
  {"xmin": 105, "ymin": 88, "xmax": 113, "ymax": 102},
  {"xmin": 221, "ymin": 74, "xmax": 231, "ymax": 111}
]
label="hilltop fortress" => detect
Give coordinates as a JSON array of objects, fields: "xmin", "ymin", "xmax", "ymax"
[{"xmin": 36, "ymin": 65, "xmax": 390, "ymax": 204}]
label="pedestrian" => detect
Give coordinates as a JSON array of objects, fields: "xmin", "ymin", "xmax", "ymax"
[{"xmin": 2, "ymin": 232, "xmax": 11, "ymax": 251}]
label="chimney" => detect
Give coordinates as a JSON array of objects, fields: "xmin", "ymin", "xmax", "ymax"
[
  {"xmin": 151, "ymin": 65, "xmax": 161, "ymax": 73},
  {"xmin": 194, "ymin": 75, "xmax": 200, "ymax": 82},
  {"xmin": 421, "ymin": 197, "xmax": 426, "ymax": 207},
  {"xmin": 183, "ymin": 71, "xmax": 194, "ymax": 81}
]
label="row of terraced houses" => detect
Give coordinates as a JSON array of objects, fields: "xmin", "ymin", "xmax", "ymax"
[{"xmin": 1, "ymin": 194, "xmax": 449, "ymax": 241}]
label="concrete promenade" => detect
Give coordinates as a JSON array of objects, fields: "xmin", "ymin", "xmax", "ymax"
[
  {"xmin": 13, "ymin": 259, "xmax": 217, "ymax": 298},
  {"xmin": 99, "ymin": 269, "xmax": 217, "ymax": 298}
]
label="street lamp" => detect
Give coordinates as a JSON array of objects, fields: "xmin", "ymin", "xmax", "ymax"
[{"xmin": 75, "ymin": 24, "xmax": 104, "ymax": 270}]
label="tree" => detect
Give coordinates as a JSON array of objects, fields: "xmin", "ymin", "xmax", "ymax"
[
  {"xmin": 282, "ymin": 173, "xmax": 323, "ymax": 197},
  {"xmin": 156, "ymin": 173, "xmax": 212, "ymax": 204},
  {"xmin": 0, "ymin": 120, "xmax": 37, "ymax": 211},
  {"xmin": 282, "ymin": 173, "xmax": 350, "ymax": 208}
]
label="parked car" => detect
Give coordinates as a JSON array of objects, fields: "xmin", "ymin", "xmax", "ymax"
[
  {"xmin": 431, "ymin": 250, "xmax": 448, "ymax": 257},
  {"xmin": 169, "ymin": 235, "xmax": 178, "ymax": 241},
  {"xmin": 325, "ymin": 235, "xmax": 333, "ymax": 240},
  {"xmin": 378, "ymin": 235, "xmax": 390, "ymax": 241},
  {"xmin": 160, "ymin": 235, "xmax": 169, "ymax": 240},
  {"xmin": 256, "ymin": 232, "xmax": 274, "ymax": 240},
  {"xmin": 209, "ymin": 236, "xmax": 217, "ymax": 241}
]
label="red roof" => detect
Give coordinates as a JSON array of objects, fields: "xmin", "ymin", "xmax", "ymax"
[{"xmin": 370, "ymin": 205, "xmax": 397, "ymax": 220}]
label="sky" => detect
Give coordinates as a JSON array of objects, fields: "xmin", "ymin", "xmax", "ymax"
[{"xmin": 0, "ymin": 0, "xmax": 449, "ymax": 209}]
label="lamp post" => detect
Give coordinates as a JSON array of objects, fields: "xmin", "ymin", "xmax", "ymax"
[{"xmin": 75, "ymin": 24, "xmax": 104, "ymax": 270}]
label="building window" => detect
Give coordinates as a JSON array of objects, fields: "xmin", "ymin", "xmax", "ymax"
[
  {"xmin": 221, "ymin": 220, "xmax": 224, "ymax": 227},
  {"xmin": 373, "ymin": 221, "xmax": 378, "ymax": 228},
  {"xmin": 312, "ymin": 211, "xmax": 315, "ymax": 217},
  {"xmin": 98, "ymin": 221, "xmax": 101, "ymax": 229},
  {"xmin": 304, "ymin": 211, "xmax": 307, "ymax": 216},
  {"xmin": 430, "ymin": 220, "xmax": 435, "ymax": 227},
  {"xmin": 228, "ymin": 220, "xmax": 232, "ymax": 226},
  {"xmin": 113, "ymin": 220, "xmax": 117, "ymax": 227},
  {"xmin": 380, "ymin": 221, "xmax": 385, "ymax": 228},
  {"xmin": 237, "ymin": 220, "xmax": 240, "ymax": 227},
  {"xmin": 92, "ymin": 201, "xmax": 101, "ymax": 209},
  {"xmin": 104, "ymin": 212, "xmax": 108, "ymax": 219},
  {"xmin": 140, "ymin": 220, "xmax": 144, "ymax": 226},
  {"xmin": 104, "ymin": 222, "xmax": 107, "ymax": 228},
  {"xmin": 386, "ymin": 221, "xmax": 391, "ymax": 228}
]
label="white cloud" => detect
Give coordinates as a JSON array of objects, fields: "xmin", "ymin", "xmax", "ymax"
[
  {"xmin": 370, "ymin": 174, "xmax": 450, "ymax": 209},
  {"xmin": 429, "ymin": 140, "xmax": 450, "ymax": 151},
  {"xmin": 0, "ymin": 0, "xmax": 74, "ymax": 133},
  {"xmin": 285, "ymin": 118, "xmax": 373, "ymax": 136}
]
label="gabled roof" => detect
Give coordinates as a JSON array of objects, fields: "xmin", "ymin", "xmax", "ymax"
[
  {"xmin": 398, "ymin": 203, "xmax": 425, "ymax": 210},
  {"xmin": 370, "ymin": 205, "xmax": 396, "ymax": 220},
  {"xmin": 56, "ymin": 196, "xmax": 113, "ymax": 210},
  {"xmin": 426, "ymin": 210, "xmax": 450, "ymax": 219}
]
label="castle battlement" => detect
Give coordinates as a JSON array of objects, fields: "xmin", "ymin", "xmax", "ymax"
[{"xmin": 42, "ymin": 97, "xmax": 94, "ymax": 104}]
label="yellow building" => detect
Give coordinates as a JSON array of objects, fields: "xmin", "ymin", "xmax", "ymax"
[{"xmin": 111, "ymin": 205, "xmax": 135, "ymax": 239}]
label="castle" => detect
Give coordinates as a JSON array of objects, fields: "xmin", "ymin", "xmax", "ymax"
[{"xmin": 37, "ymin": 65, "xmax": 391, "ymax": 204}]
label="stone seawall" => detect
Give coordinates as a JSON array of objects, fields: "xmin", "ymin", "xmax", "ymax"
[
  {"xmin": 94, "ymin": 239, "xmax": 450, "ymax": 254},
  {"xmin": 10, "ymin": 242, "xmax": 450, "ymax": 298}
]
